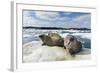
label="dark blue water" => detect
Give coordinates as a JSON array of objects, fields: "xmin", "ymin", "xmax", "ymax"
[{"xmin": 82, "ymin": 38, "xmax": 91, "ymax": 48}]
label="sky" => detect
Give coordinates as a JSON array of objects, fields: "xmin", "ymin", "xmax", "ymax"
[{"xmin": 23, "ymin": 10, "xmax": 91, "ymax": 28}]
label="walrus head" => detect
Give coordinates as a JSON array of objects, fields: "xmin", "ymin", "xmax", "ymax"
[
  {"xmin": 39, "ymin": 34, "xmax": 47, "ymax": 41},
  {"xmin": 64, "ymin": 35, "xmax": 82, "ymax": 56},
  {"xmin": 64, "ymin": 35, "xmax": 75, "ymax": 47},
  {"xmin": 39, "ymin": 34, "xmax": 44, "ymax": 39}
]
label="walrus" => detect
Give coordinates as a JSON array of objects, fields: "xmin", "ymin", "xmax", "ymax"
[
  {"xmin": 64, "ymin": 35, "xmax": 82, "ymax": 56},
  {"xmin": 39, "ymin": 33, "xmax": 64, "ymax": 47}
]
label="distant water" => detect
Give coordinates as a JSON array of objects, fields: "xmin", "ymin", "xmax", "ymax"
[{"xmin": 22, "ymin": 28, "xmax": 91, "ymax": 49}]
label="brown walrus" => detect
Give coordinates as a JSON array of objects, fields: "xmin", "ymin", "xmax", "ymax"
[
  {"xmin": 64, "ymin": 35, "xmax": 82, "ymax": 56},
  {"xmin": 39, "ymin": 33, "xmax": 64, "ymax": 47}
]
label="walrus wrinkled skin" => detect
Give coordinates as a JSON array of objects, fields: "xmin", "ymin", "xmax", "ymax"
[
  {"xmin": 64, "ymin": 35, "xmax": 82, "ymax": 56},
  {"xmin": 39, "ymin": 33, "xmax": 64, "ymax": 47}
]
